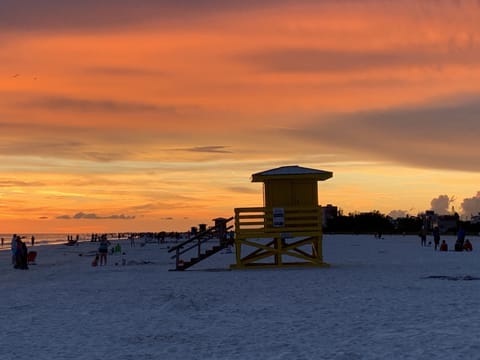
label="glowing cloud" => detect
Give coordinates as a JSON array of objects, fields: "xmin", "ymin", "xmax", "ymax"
[
  {"xmin": 57, "ymin": 212, "xmax": 135, "ymax": 220},
  {"xmin": 430, "ymin": 195, "xmax": 453, "ymax": 215},
  {"xmin": 461, "ymin": 192, "xmax": 480, "ymax": 217}
]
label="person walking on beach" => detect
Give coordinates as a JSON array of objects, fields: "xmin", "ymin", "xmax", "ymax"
[
  {"xmin": 458, "ymin": 225, "xmax": 466, "ymax": 241},
  {"xmin": 419, "ymin": 227, "xmax": 427, "ymax": 247},
  {"xmin": 31, "ymin": 235, "xmax": 35, "ymax": 246},
  {"xmin": 130, "ymin": 234, "xmax": 135, "ymax": 248},
  {"xmin": 98, "ymin": 235, "xmax": 110, "ymax": 266},
  {"xmin": 433, "ymin": 226, "xmax": 440, "ymax": 251}
]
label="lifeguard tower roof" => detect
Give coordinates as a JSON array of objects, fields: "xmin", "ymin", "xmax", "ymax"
[{"xmin": 251, "ymin": 165, "xmax": 333, "ymax": 182}]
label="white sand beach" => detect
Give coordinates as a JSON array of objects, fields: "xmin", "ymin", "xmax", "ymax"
[{"xmin": 1, "ymin": 234, "xmax": 480, "ymax": 360}]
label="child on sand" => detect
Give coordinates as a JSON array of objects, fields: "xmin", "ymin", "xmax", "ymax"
[
  {"xmin": 439, "ymin": 240, "xmax": 448, "ymax": 252},
  {"xmin": 91, "ymin": 254, "xmax": 99, "ymax": 267},
  {"xmin": 463, "ymin": 239, "xmax": 473, "ymax": 252}
]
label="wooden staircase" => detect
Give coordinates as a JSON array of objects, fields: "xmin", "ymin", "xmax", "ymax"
[{"xmin": 168, "ymin": 217, "xmax": 234, "ymax": 271}]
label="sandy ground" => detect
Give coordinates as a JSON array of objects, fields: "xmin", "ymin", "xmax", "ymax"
[{"xmin": 1, "ymin": 234, "xmax": 479, "ymax": 360}]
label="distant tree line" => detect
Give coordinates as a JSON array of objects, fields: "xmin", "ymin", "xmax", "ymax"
[{"xmin": 323, "ymin": 210, "xmax": 480, "ymax": 235}]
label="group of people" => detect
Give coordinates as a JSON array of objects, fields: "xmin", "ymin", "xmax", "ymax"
[
  {"xmin": 438, "ymin": 238, "xmax": 473, "ymax": 252},
  {"xmin": 423, "ymin": 225, "xmax": 474, "ymax": 252},
  {"xmin": 11, "ymin": 234, "xmax": 29, "ymax": 270},
  {"xmin": 453, "ymin": 226, "xmax": 473, "ymax": 252},
  {"xmin": 91, "ymin": 236, "xmax": 127, "ymax": 267}
]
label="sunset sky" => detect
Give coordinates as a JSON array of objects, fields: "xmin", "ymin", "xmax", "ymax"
[{"xmin": 2, "ymin": 0, "xmax": 480, "ymax": 233}]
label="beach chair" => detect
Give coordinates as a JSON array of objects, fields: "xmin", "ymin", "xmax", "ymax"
[{"xmin": 27, "ymin": 251, "xmax": 37, "ymax": 265}]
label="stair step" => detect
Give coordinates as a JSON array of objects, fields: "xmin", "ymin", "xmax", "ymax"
[
  {"xmin": 173, "ymin": 241, "xmax": 231, "ymax": 270},
  {"xmin": 176, "ymin": 263, "xmax": 189, "ymax": 270}
]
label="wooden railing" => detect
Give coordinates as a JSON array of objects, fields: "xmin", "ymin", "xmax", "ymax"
[
  {"xmin": 232, "ymin": 206, "xmax": 326, "ymax": 269},
  {"xmin": 234, "ymin": 206, "xmax": 323, "ymax": 239},
  {"xmin": 168, "ymin": 217, "xmax": 234, "ymax": 270}
]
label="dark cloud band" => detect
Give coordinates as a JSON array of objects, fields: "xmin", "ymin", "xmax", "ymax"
[
  {"xmin": 57, "ymin": 212, "xmax": 135, "ymax": 220},
  {"xmin": 278, "ymin": 95, "xmax": 480, "ymax": 172}
]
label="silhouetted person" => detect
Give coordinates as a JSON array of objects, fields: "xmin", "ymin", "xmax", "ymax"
[
  {"xmin": 439, "ymin": 240, "xmax": 448, "ymax": 252},
  {"xmin": 419, "ymin": 227, "xmax": 427, "ymax": 246},
  {"xmin": 454, "ymin": 226, "xmax": 465, "ymax": 251},
  {"xmin": 463, "ymin": 239, "xmax": 473, "ymax": 252},
  {"xmin": 433, "ymin": 226, "xmax": 440, "ymax": 251},
  {"xmin": 11, "ymin": 234, "xmax": 17, "ymax": 265},
  {"xmin": 14, "ymin": 237, "xmax": 28, "ymax": 269},
  {"xmin": 455, "ymin": 226, "xmax": 466, "ymax": 251},
  {"xmin": 98, "ymin": 235, "xmax": 109, "ymax": 266}
]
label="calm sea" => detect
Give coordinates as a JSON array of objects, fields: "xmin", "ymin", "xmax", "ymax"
[{"xmin": 0, "ymin": 233, "xmax": 124, "ymax": 248}]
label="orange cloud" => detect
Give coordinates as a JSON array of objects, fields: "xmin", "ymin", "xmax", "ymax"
[{"xmin": 2, "ymin": 1, "xmax": 480, "ymax": 232}]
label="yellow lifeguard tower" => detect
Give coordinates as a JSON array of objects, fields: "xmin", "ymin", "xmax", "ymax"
[{"xmin": 232, "ymin": 165, "xmax": 333, "ymax": 269}]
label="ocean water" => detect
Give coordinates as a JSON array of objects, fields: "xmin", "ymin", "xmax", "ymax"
[{"xmin": 0, "ymin": 233, "xmax": 107, "ymax": 248}]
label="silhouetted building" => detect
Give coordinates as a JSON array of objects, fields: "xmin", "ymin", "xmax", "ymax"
[
  {"xmin": 424, "ymin": 210, "xmax": 436, "ymax": 230},
  {"xmin": 471, "ymin": 213, "xmax": 480, "ymax": 224},
  {"xmin": 322, "ymin": 204, "xmax": 338, "ymax": 227},
  {"xmin": 424, "ymin": 210, "xmax": 458, "ymax": 234}
]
